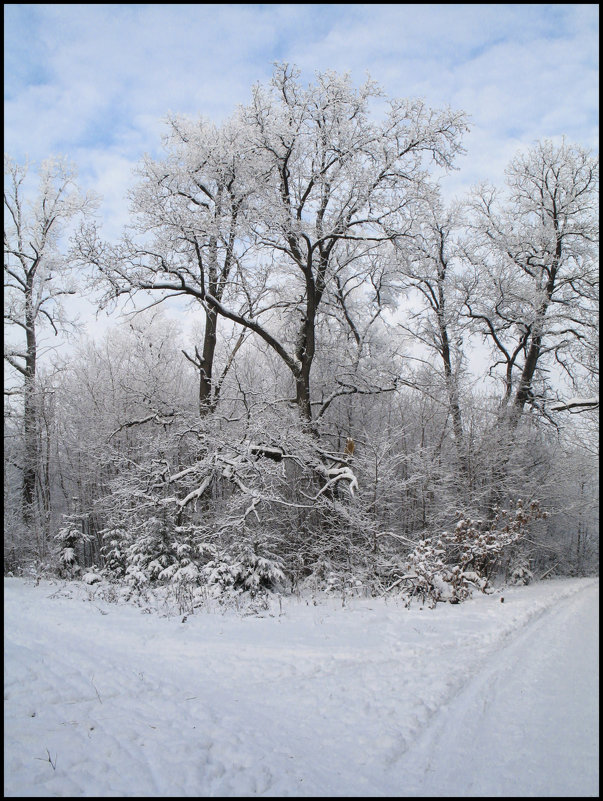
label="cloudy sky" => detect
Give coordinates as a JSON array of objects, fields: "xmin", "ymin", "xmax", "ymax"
[
  {"xmin": 3, "ymin": 3, "xmax": 599, "ymax": 347},
  {"xmin": 5, "ymin": 4, "xmax": 599, "ymax": 218}
]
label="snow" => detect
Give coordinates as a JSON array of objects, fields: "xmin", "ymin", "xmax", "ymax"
[
  {"xmin": 4, "ymin": 576, "xmax": 599, "ymax": 797},
  {"xmin": 81, "ymin": 572, "xmax": 102, "ymax": 585},
  {"xmin": 550, "ymin": 396, "xmax": 599, "ymax": 412},
  {"xmin": 323, "ymin": 465, "xmax": 359, "ymax": 496}
]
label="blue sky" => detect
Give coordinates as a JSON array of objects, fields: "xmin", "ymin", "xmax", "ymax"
[
  {"xmin": 3, "ymin": 4, "xmax": 599, "ymax": 355},
  {"xmin": 4, "ymin": 4, "xmax": 599, "ymax": 237}
]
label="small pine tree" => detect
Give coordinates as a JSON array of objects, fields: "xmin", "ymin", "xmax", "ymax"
[
  {"xmin": 55, "ymin": 514, "xmax": 92, "ymax": 577},
  {"xmin": 204, "ymin": 547, "xmax": 285, "ymax": 598}
]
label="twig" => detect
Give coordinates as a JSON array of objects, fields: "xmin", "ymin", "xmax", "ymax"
[
  {"xmin": 34, "ymin": 748, "xmax": 57, "ymax": 771},
  {"xmin": 91, "ymin": 677, "xmax": 103, "ymax": 704}
]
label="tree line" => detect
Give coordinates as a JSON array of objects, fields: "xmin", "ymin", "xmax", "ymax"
[{"xmin": 4, "ymin": 65, "xmax": 599, "ymax": 601}]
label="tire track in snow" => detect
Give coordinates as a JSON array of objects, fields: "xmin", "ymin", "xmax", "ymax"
[
  {"xmin": 391, "ymin": 580, "xmax": 599, "ymax": 797},
  {"xmin": 367, "ymin": 578, "xmax": 598, "ymax": 780},
  {"xmin": 5, "ymin": 578, "xmax": 597, "ymax": 797},
  {"xmin": 4, "ymin": 589, "xmax": 230, "ymax": 796}
]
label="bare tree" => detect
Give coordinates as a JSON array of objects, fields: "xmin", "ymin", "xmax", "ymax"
[
  {"xmin": 79, "ymin": 116, "xmax": 257, "ymax": 417},
  {"xmin": 461, "ymin": 139, "xmax": 598, "ymax": 428},
  {"xmin": 458, "ymin": 140, "xmax": 598, "ymax": 517},
  {"xmin": 4, "ymin": 155, "xmax": 96, "ymax": 529},
  {"xmin": 236, "ymin": 64, "xmax": 468, "ymax": 423},
  {"xmin": 395, "ymin": 196, "xmax": 469, "ymax": 479},
  {"xmin": 86, "ymin": 65, "xmax": 468, "ymax": 428}
]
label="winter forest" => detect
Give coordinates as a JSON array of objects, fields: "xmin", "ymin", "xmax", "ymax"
[{"xmin": 4, "ymin": 64, "xmax": 599, "ymax": 607}]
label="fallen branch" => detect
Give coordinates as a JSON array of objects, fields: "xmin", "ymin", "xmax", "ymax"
[{"xmin": 538, "ymin": 562, "xmax": 560, "ymax": 580}]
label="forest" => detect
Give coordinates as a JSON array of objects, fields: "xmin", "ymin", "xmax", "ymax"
[{"xmin": 4, "ymin": 65, "xmax": 599, "ymax": 607}]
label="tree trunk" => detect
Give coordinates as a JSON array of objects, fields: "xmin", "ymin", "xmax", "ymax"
[
  {"xmin": 438, "ymin": 309, "xmax": 467, "ymax": 479},
  {"xmin": 295, "ymin": 373, "xmax": 313, "ymax": 424},
  {"xmin": 198, "ymin": 307, "xmax": 218, "ymax": 416},
  {"xmin": 22, "ymin": 293, "xmax": 38, "ymax": 528},
  {"xmin": 294, "ymin": 291, "xmax": 318, "ymax": 430}
]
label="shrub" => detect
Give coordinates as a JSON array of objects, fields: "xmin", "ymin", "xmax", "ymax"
[{"xmin": 204, "ymin": 548, "xmax": 286, "ymax": 598}]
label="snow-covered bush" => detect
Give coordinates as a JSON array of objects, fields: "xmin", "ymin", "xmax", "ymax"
[
  {"xmin": 101, "ymin": 506, "xmax": 208, "ymax": 591},
  {"xmin": 101, "ymin": 527, "xmax": 129, "ymax": 577},
  {"xmin": 443, "ymin": 500, "xmax": 546, "ymax": 582},
  {"xmin": 82, "ymin": 570, "xmax": 103, "ymax": 585},
  {"xmin": 295, "ymin": 558, "xmax": 332, "ymax": 595},
  {"xmin": 509, "ymin": 560, "xmax": 534, "ymax": 585},
  {"xmin": 81, "ymin": 398, "xmax": 371, "ymax": 599},
  {"xmin": 55, "ymin": 514, "xmax": 92, "ymax": 577},
  {"xmin": 399, "ymin": 539, "xmax": 464, "ymax": 607},
  {"xmin": 120, "ymin": 516, "xmax": 173, "ymax": 586},
  {"xmin": 397, "ymin": 500, "xmax": 545, "ymax": 607},
  {"xmin": 324, "ymin": 570, "xmax": 364, "ymax": 597},
  {"xmin": 204, "ymin": 548, "xmax": 286, "ymax": 598}
]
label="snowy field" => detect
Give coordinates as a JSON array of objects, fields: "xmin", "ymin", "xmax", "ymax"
[{"xmin": 4, "ymin": 576, "xmax": 599, "ymax": 797}]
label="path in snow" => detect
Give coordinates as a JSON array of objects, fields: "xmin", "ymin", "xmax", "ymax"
[
  {"xmin": 397, "ymin": 580, "xmax": 599, "ymax": 796},
  {"xmin": 4, "ymin": 577, "xmax": 599, "ymax": 797}
]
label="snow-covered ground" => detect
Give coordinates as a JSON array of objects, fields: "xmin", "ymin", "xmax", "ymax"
[{"xmin": 4, "ymin": 576, "xmax": 599, "ymax": 797}]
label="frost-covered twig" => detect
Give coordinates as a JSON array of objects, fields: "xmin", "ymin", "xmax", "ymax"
[
  {"xmin": 35, "ymin": 749, "xmax": 57, "ymax": 771},
  {"xmin": 91, "ymin": 676, "xmax": 103, "ymax": 704},
  {"xmin": 108, "ymin": 411, "xmax": 176, "ymax": 439}
]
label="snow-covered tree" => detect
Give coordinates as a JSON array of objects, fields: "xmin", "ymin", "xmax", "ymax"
[
  {"xmin": 457, "ymin": 140, "xmax": 598, "ymax": 519},
  {"xmin": 395, "ymin": 195, "xmax": 469, "ymax": 481},
  {"xmin": 85, "ymin": 64, "xmax": 468, "ymax": 428},
  {"xmin": 82, "ymin": 116, "xmax": 257, "ymax": 417},
  {"xmin": 4, "ymin": 155, "xmax": 97, "ymax": 538},
  {"xmin": 461, "ymin": 139, "xmax": 598, "ymax": 428}
]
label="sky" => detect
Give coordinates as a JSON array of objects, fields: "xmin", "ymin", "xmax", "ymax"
[{"xmin": 3, "ymin": 3, "xmax": 600, "ymax": 347}]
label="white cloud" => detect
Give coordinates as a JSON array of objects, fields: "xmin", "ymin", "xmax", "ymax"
[
  {"xmin": 4, "ymin": 3, "xmax": 598, "ymax": 356},
  {"xmin": 6, "ymin": 5, "xmax": 597, "ymax": 170}
]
